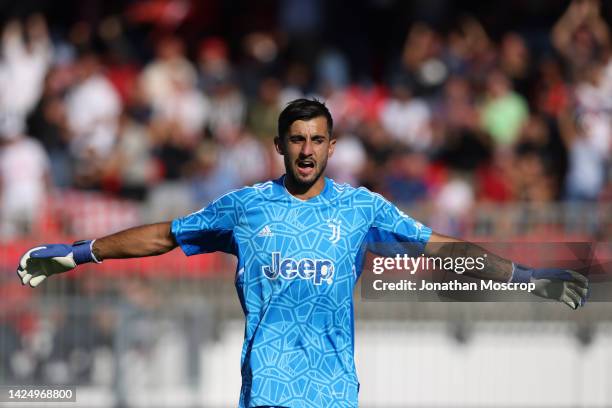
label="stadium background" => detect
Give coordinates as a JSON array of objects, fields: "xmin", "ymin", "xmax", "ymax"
[{"xmin": 0, "ymin": 0, "xmax": 611, "ymax": 406}]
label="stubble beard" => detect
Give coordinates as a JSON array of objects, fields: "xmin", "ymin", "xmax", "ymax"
[{"xmin": 285, "ymin": 157, "xmax": 328, "ymax": 189}]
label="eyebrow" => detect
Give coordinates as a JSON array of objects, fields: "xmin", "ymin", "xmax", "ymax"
[{"xmin": 287, "ymin": 134, "xmax": 328, "ymax": 139}]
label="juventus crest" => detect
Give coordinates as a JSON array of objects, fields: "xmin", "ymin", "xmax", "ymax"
[{"xmin": 327, "ymin": 219, "xmax": 342, "ymax": 244}]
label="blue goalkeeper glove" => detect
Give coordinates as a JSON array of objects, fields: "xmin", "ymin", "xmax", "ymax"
[
  {"xmin": 510, "ymin": 264, "xmax": 589, "ymax": 310},
  {"xmin": 17, "ymin": 240, "xmax": 101, "ymax": 287}
]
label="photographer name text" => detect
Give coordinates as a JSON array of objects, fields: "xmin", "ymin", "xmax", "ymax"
[{"xmin": 372, "ymin": 279, "xmax": 535, "ymax": 292}]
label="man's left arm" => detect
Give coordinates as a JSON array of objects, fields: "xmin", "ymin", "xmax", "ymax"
[{"xmin": 426, "ymin": 232, "xmax": 589, "ymax": 309}]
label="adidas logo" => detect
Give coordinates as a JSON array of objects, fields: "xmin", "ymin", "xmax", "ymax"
[{"xmin": 258, "ymin": 225, "xmax": 273, "ymax": 237}]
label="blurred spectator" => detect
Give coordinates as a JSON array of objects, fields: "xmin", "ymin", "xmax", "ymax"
[
  {"xmin": 141, "ymin": 37, "xmax": 210, "ymax": 147},
  {"xmin": 100, "ymin": 16, "xmax": 142, "ymax": 107},
  {"xmin": 140, "ymin": 36, "xmax": 197, "ymax": 112},
  {"xmin": 394, "ymin": 22, "xmax": 447, "ymax": 96},
  {"xmin": 514, "ymin": 151, "xmax": 556, "ymax": 202},
  {"xmin": 216, "ymin": 127, "xmax": 269, "ymax": 186},
  {"xmin": 27, "ymin": 68, "xmax": 73, "ymax": 187},
  {"xmin": 380, "ymin": 81, "xmax": 432, "ymax": 151},
  {"xmin": 321, "ymin": 83, "xmax": 387, "ymax": 131},
  {"xmin": 197, "ymin": 37, "xmax": 233, "ymax": 95},
  {"xmin": 105, "ymin": 111, "xmax": 157, "ymax": 201},
  {"xmin": 515, "ymin": 114, "xmax": 568, "ymax": 198},
  {"xmin": 279, "ymin": 0, "xmax": 324, "ymax": 64},
  {"xmin": 447, "ymin": 16, "xmax": 496, "ymax": 83},
  {"xmin": 476, "ymin": 151, "xmax": 515, "ymax": 203},
  {"xmin": 200, "ymin": 42, "xmax": 246, "ymax": 140},
  {"xmin": 327, "ymin": 131, "xmax": 366, "ymax": 186},
  {"xmin": 207, "ymin": 81, "xmax": 246, "ymax": 138},
  {"xmin": 0, "ymin": 114, "xmax": 50, "ymax": 238},
  {"xmin": 150, "ymin": 120, "xmax": 195, "ymax": 181},
  {"xmin": 499, "ymin": 32, "xmax": 533, "ymax": 98},
  {"xmin": 357, "ymin": 121, "xmax": 394, "ymax": 191},
  {"xmin": 189, "ymin": 141, "xmax": 241, "ymax": 206},
  {"xmin": 149, "ymin": 62, "xmax": 209, "ymax": 143},
  {"xmin": 66, "ymin": 52, "xmax": 122, "ymax": 187},
  {"xmin": 382, "ymin": 150, "xmax": 430, "ymax": 205},
  {"xmin": 198, "ymin": 37, "xmax": 246, "ymax": 138},
  {"xmin": 533, "ymin": 58, "xmax": 570, "ymax": 117},
  {"xmin": 246, "ymin": 77, "xmax": 282, "ymax": 140},
  {"xmin": 432, "ymin": 174, "xmax": 475, "ymax": 236},
  {"xmin": 143, "ymin": 37, "xmax": 208, "ymax": 181},
  {"xmin": 433, "ymin": 76, "xmax": 490, "ymax": 171},
  {"xmin": 315, "ymin": 49, "xmax": 350, "ymax": 92},
  {"xmin": 0, "ymin": 16, "xmax": 52, "ymax": 120},
  {"xmin": 480, "ymin": 70, "xmax": 529, "ymax": 147},
  {"xmin": 279, "ymin": 62, "xmax": 310, "ymax": 106},
  {"xmin": 239, "ymin": 32, "xmax": 280, "ymax": 97},
  {"xmin": 552, "ymin": 0, "xmax": 610, "ymax": 81},
  {"xmin": 560, "ymin": 57, "xmax": 612, "ymax": 201}
]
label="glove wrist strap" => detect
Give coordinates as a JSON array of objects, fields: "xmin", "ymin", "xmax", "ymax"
[
  {"xmin": 72, "ymin": 240, "xmax": 102, "ymax": 265},
  {"xmin": 509, "ymin": 263, "xmax": 532, "ymax": 284},
  {"xmin": 89, "ymin": 239, "xmax": 102, "ymax": 263}
]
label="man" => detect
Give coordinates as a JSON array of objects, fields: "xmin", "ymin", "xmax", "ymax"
[{"xmin": 18, "ymin": 99, "xmax": 588, "ymax": 407}]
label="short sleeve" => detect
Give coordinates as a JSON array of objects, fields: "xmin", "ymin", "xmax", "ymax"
[
  {"xmin": 368, "ymin": 192, "xmax": 432, "ymax": 247},
  {"xmin": 171, "ymin": 193, "xmax": 238, "ymax": 256}
]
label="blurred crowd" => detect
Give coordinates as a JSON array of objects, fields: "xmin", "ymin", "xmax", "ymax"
[
  {"xmin": 1, "ymin": 0, "xmax": 611, "ymax": 386},
  {"xmin": 0, "ymin": 0, "xmax": 611, "ymax": 238}
]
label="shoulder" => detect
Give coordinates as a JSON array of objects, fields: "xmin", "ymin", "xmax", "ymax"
[
  {"xmin": 251, "ymin": 179, "xmax": 275, "ymax": 192},
  {"xmin": 209, "ymin": 179, "xmax": 276, "ymax": 207},
  {"xmin": 326, "ymin": 178, "xmax": 357, "ymax": 201},
  {"xmin": 328, "ymin": 179, "xmax": 391, "ymax": 207},
  {"xmin": 329, "ymin": 179, "xmax": 353, "ymax": 195},
  {"xmin": 348, "ymin": 184, "xmax": 389, "ymax": 206}
]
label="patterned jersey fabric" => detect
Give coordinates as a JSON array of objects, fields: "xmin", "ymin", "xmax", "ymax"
[{"xmin": 171, "ymin": 175, "xmax": 432, "ymax": 407}]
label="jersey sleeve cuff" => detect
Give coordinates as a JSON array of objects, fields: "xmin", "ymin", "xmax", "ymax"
[
  {"xmin": 419, "ymin": 225, "xmax": 432, "ymax": 245},
  {"xmin": 171, "ymin": 218, "xmax": 192, "ymax": 256}
]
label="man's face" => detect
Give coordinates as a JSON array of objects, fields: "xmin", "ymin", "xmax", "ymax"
[{"xmin": 275, "ymin": 116, "xmax": 335, "ymax": 187}]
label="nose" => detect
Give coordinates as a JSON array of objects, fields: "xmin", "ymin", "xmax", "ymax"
[{"xmin": 300, "ymin": 139, "xmax": 314, "ymax": 156}]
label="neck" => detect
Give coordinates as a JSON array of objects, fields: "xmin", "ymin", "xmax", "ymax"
[{"xmin": 284, "ymin": 173, "xmax": 326, "ymax": 200}]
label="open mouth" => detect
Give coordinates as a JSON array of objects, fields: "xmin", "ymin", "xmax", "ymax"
[
  {"xmin": 297, "ymin": 160, "xmax": 315, "ymax": 169},
  {"xmin": 296, "ymin": 160, "xmax": 315, "ymax": 176}
]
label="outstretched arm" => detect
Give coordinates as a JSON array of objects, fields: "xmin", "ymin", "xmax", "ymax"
[
  {"xmin": 17, "ymin": 222, "xmax": 178, "ymax": 287},
  {"xmin": 425, "ymin": 232, "xmax": 589, "ymax": 309},
  {"xmin": 92, "ymin": 222, "xmax": 177, "ymax": 260}
]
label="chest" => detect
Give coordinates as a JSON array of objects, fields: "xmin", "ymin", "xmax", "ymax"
[
  {"xmin": 234, "ymin": 202, "xmax": 370, "ymax": 290},
  {"xmin": 235, "ymin": 203, "xmax": 370, "ymax": 256}
]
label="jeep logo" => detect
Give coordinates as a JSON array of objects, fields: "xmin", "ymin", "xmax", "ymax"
[{"xmin": 262, "ymin": 252, "xmax": 334, "ymax": 285}]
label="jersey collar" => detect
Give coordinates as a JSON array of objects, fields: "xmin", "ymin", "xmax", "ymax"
[{"xmin": 274, "ymin": 174, "xmax": 334, "ymax": 203}]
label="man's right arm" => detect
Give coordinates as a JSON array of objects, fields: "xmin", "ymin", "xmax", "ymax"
[
  {"xmin": 19, "ymin": 188, "xmax": 240, "ymax": 287},
  {"xmin": 92, "ymin": 222, "xmax": 177, "ymax": 261}
]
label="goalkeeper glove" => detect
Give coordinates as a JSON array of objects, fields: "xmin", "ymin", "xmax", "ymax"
[
  {"xmin": 17, "ymin": 240, "xmax": 100, "ymax": 287},
  {"xmin": 510, "ymin": 264, "xmax": 589, "ymax": 310}
]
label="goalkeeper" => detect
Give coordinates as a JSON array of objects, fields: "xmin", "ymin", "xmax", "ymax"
[{"xmin": 17, "ymin": 98, "xmax": 589, "ymax": 408}]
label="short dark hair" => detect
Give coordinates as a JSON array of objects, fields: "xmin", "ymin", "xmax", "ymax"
[{"xmin": 277, "ymin": 98, "xmax": 333, "ymax": 139}]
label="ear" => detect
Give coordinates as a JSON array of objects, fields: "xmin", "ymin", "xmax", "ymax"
[
  {"xmin": 274, "ymin": 137, "xmax": 285, "ymax": 155},
  {"xmin": 328, "ymin": 138, "xmax": 336, "ymax": 158}
]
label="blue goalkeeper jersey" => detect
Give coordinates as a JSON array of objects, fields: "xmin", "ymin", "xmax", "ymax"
[{"xmin": 171, "ymin": 175, "xmax": 431, "ymax": 407}]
